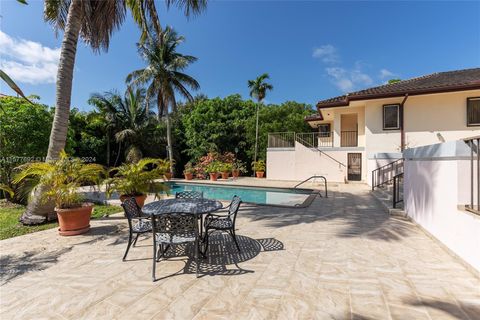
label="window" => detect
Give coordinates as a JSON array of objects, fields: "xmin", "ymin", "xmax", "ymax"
[
  {"xmin": 318, "ymin": 123, "xmax": 331, "ymax": 136},
  {"xmin": 383, "ymin": 104, "xmax": 400, "ymax": 130},
  {"xmin": 467, "ymin": 97, "xmax": 480, "ymax": 126}
]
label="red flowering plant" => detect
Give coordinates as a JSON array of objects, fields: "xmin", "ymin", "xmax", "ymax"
[{"xmin": 194, "ymin": 152, "xmax": 235, "ymax": 179}]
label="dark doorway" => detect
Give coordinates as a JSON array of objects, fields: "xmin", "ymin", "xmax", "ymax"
[{"xmin": 347, "ymin": 153, "xmax": 362, "ymax": 181}]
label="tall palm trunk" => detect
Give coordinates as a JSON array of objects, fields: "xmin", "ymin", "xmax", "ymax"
[
  {"xmin": 20, "ymin": 0, "xmax": 83, "ymax": 225},
  {"xmin": 166, "ymin": 112, "xmax": 174, "ymax": 175},
  {"xmin": 254, "ymin": 103, "xmax": 260, "ymax": 163}
]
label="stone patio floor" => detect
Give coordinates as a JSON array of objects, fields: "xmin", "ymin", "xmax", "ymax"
[{"xmin": 0, "ymin": 183, "xmax": 479, "ymax": 319}]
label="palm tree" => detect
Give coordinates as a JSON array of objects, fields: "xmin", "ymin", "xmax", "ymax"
[
  {"xmin": 22, "ymin": 0, "xmax": 207, "ymax": 224},
  {"xmin": 126, "ymin": 27, "xmax": 200, "ymax": 174},
  {"xmin": 90, "ymin": 88, "xmax": 154, "ymax": 165},
  {"xmin": 248, "ymin": 73, "xmax": 273, "ymax": 163}
]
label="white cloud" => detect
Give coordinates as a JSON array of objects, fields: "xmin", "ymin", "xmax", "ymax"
[
  {"xmin": 312, "ymin": 44, "xmax": 339, "ymax": 64},
  {"xmin": 326, "ymin": 66, "xmax": 373, "ymax": 93},
  {"xmin": 0, "ymin": 31, "xmax": 60, "ymax": 84},
  {"xmin": 379, "ymin": 68, "xmax": 395, "ymax": 79}
]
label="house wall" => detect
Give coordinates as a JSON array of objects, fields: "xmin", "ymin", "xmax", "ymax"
[
  {"xmin": 404, "ymin": 141, "xmax": 480, "ymax": 272},
  {"xmin": 364, "ymin": 89, "xmax": 480, "ymax": 155},
  {"xmin": 267, "ymin": 142, "xmax": 366, "ymax": 182},
  {"xmin": 332, "ymin": 105, "xmax": 366, "ymax": 147}
]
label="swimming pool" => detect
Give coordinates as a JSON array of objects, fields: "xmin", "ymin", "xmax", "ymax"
[{"xmin": 165, "ymin": 182, "xmax": 317, "ymax": 207}]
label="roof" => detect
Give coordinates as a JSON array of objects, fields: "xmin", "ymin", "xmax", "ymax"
[
  {"xmin": 304, "ymin": 114, "xmax": 324, "ymax": 122},
  {"xmin": 316, "ymin": 68, "xmax": 480, "ymax": 109}
]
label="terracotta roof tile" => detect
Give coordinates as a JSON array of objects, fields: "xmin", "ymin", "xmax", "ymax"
[{"xmin": 316, "ymin": 68, "xmax": 480, "ymax": 108}]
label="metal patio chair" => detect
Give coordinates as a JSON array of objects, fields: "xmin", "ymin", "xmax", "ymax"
[
  {"xmin": 203, "ymin": 195, "xmax": 242, "ymax": 254},
  {"xmin": 175, "ymin": 191, "xmax": 204, "ymax": 199},
  {"xmin": 121, "ymin": 197, "xmax": 152, "ymax": 261},
  {"xmin": 151, "ymin": 212, "xmax": 201, "ymax": 281}
]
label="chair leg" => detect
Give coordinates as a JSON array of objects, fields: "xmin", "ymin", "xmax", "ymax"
[
  {"xmin": 152, "ymin": 237, "xmax": 157, "ymax": 282},
  {"xmin": 229, "ymin": 229, "xmax": 241, "ymax": 252},
  {"xmin": 123, "ymin": 232, "xmax": 133, "ymax": 261},
  {"xmin": 133, "ymin": 233, "xmax": 140, "ymax": 247},
  {"xmin": 195, "ymin": 238, "xmax": 199, "ymax": 278},
  {"xmin": 203, "ymin": 229, "xmax": 210, "ymax": 256}
]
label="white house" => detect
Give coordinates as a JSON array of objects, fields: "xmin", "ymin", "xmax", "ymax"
[{"xmin": 267, "ymin": 68, "xmax": 480, "ymax": 184}]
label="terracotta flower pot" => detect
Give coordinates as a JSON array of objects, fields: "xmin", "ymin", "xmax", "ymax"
[
  {"xmin": 221, "ymin": 171, "xmax": 229, "ymax": 179},
  {"xmin": 56, "ymin": 204, "xmax": 93, "ymax": 236},
  {"xmin": 232, "ymin": 170, "xmax": 240, "ymax": 178},
  {"xmin": 164, "ymin": 172, "xmax": 172, "ymax": 180},
  {"xmin": 256, "ymin": 171, "xmax": 265, "ymax": 178},
  {"xmin": 209, "ymin": 173, "xmax": 218, "ymax": 181},
  {"xmin": 184, "ymin": 172, "xmax": 193, "ymax": 180},
  {"xmin": 120, "ymin": 194, "xmax": 148, "ymax": 208}
]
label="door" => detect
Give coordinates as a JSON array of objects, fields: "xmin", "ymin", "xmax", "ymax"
[{"xmin": 347, "ymin": 153, "xmax": 362, "ymax": 181}]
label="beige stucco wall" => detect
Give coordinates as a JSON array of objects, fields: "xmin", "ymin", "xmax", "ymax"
[
  {"xmin": 267, "ymin": 142, "xmax": 367, "ymax": 182},
  {"xmin": 331, "ymin": 105, "xmax": 366, "ymax": 147},
  {"xmin": 364, "ymin": 89, "xmax": 480, "ymax": 155}
]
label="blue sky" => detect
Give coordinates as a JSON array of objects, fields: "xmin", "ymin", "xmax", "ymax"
[{"xmin": 1, "ymin": 0, "xmax": 479, "ymax": 111}]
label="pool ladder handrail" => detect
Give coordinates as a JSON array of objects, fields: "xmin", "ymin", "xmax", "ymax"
[{"xmin": 294, "ymin": 176, "xmax": 328, "ymax": 198}]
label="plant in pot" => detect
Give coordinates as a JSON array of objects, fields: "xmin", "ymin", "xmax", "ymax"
[
  {"xmin": 183, "ymin": 162, "xmax": 195, "ymax": 180},
  {"xmin": 205, "ymin": 161, "xmax": 220, "ymax": 181},
  {"xmin": 219, "ymin": 162, "xmax": 232, "ymax": 179},
  {"xmin": 252, "ymin": 160, "xmax": 266, "ymax": 178},
  {"xmin": 106, "ymin": 158, "xmax": 167, "ymax": 207},
  {"xmin": 13, "ymin": 151, "xmax": 106, "ymax": 236},
  {"xmin": 158, "ymin": 159, "xmax": 174, "ymax": 180},
  {"xmin": 232, "ymin": 160, "xmax": 246, "ymax": 178}
]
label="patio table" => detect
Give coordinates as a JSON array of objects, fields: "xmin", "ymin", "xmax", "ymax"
[{"xmin": 142, "ymin": 198, "xmax": 223, "ymax": 217}]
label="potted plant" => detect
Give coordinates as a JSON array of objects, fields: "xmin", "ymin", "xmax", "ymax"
[
  {"xmin": 219, "ymin": 162, "xmax": 232, "ymax": 179},
  {"xmin": 252, "ymin": 160, "xmax": 266, "ymax": 178},
  {"xmin": 205, "ymin": 161, "xmax": 220, "ymax": 181},
  {"xmin": 232, "ymin": 160, "xmax": 246, "ymax": 178},
  {"xmin": 183, "ymin": 162, "xmax": 195, "ymax": 180},
  {"xmin": 158, "ymin": 159, "xmax": 174, "ymax": 180},
  {"xmin": 106, "ymin": 158, "xmax": 167, "ymax": 207},
  {"xmin": 13, "ymin": 151, "xmax": 106, "ymax": 236}
]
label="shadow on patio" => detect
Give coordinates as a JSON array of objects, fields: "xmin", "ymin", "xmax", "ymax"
[
  {"xmin": 240, "ymin": 189, "xmax": 413, "ymax": 242},
  {"xmin": 150, "ymin": 234, "xmax": 284, "ymax": 280}
]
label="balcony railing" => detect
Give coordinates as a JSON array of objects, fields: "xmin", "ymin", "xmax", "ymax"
[
  {"xmin": 464, "ymin": 136, "xmax": 479, "ymax": 215},
  {"xmin": 341, "ymin": 131, "xmax": 358, "ymax": 147},
  {"xmin": 267, "ymin": 132, "xmax": 295, "ymax": 148},
  {"xmin": 268, "ymin": 131, "xmax": 360, "ymax": 148},
  {"xmin": 296, "ymin": 132, "xmax": 334, "ymax": 148}
]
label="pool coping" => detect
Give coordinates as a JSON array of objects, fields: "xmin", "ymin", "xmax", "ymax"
[{"xmin": 166, "ymin": 180, "xmax": 320, "ymax": 208}]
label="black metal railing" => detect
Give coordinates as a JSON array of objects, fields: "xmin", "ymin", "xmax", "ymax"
[
  {"xmin": 371, "ymin": 158, "xmax": 404, "ymax": 191},
  {"xmin": 340, "ymin": 131, "xmax": 358, "ymax": 147},
  {"xmin": 393, "ymin": 173, "xmax": 403, "ymax": 209},
  {"xmin": 464, "ymin": 136, "xmax": 479, "ymax": 214},
  {"xmin": 267, "ymin": 132, "xmax": 296, "ymax": 148},
  {"xmin": 295, "ymin": 132, "xmax": 334, "ymax": 148}
]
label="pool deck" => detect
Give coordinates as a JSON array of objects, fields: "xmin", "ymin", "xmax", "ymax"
[{"xmin": 1, "ymin": 183, "xmax": 479, "ymax": 319}]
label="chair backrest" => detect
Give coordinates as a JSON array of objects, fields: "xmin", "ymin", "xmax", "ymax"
[
  {"xmin": 121, "ymin": 197, "xmax": 141, "ymax": 220},
  {"xmin": 228, "ymin": 195, "xmax": 242, "ymax": 224},
  {"xmin": 153, "ymin": 213, "xmax": 198, "ymax": 239},
  {"xmin": 175, "ymin": 191, "xmax": 203, "ymax": 200}
]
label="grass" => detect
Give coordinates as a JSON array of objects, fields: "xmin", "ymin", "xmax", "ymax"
[{"xmin": 0, "ymin": 200, "xmax": 122, "ymax": 240}]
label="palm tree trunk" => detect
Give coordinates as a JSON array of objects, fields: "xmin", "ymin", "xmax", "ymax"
[
  {"xmin": 166, "ymin": 112, "xmax": 174, "ymax": 175},
  {"xmin": 20, "ymin": 0, "xmax": 83, "ymax": 225},
  {"xmin": 106, "ymin": 128, "xmax": 111, "ymax": 168},
  {"xmin": 254, "ymin": 103, "xmax": 260, "ymax": 163}
]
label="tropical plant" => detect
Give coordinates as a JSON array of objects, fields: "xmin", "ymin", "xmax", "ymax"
[
  {"xmin": 183, "ymin": 162, "xmax": 195, "ymax": 174},
  {"xmin": 106, "ymin": 158, "xmax": 167, "ymax": 198},
  {"xmin": 12, "ymin": 151, "xmax": 105, "ymax": 209},
  {"xmin": 252, "ymin": 160, "xmax": 266, "ymax": 172},
  {"xmin": 205, "ymin": 161, "xmax": 221, "ymax": 174},
  {"xmin": 23, "ymin": 0, "xmax": 207, "ymax": 224},
  {"xmin": 248, "ymin": 73, "xmax": 273, "ymax": 163},
  {"xmin": 232, "ymin": 159, "xmax": 247, "ymax": 173},
  {"xmin": 218, "ymin": 162, "xmax": 233, "ymax": 173},
  {"xmin": 126, "ymin": 26, "xmax": 200, "ymax": 174}
]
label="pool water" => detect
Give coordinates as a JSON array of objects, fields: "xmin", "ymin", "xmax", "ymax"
[{"xmin": 165, "ymin": 182, "xmax": 315, "ymax": 207}]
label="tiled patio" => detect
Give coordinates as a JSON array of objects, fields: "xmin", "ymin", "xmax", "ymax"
[{"xmin": 1, "ymin": 183, "xmax": 479, "ymax": 319}]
